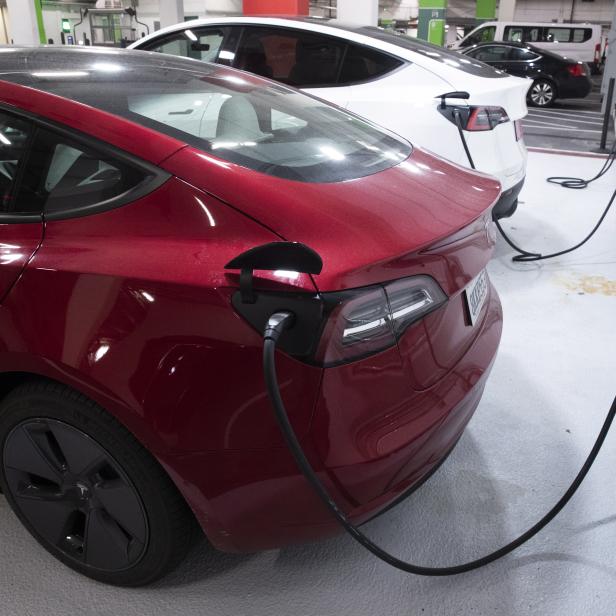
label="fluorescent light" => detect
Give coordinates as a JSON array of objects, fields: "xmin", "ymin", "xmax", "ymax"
[
  {"xmin": 185, "ymin": 29, "xmax": 198, "ymax": 42},
  {"xmin": 31, "ymin": 71, "xmax": 88, "ymax": 78},
  {"xmin": 0, "ymin": 133, "xmax": 11, "ymax": 145}
]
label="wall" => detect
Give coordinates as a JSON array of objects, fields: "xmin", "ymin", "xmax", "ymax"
[{"xmin": 513, "ymin": 0, "xmax": 614, "ymax": 25}]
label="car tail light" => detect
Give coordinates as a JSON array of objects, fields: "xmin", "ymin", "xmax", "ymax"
[
  {"xmin": 438, "ymin": 105, "xmax": 510, "ymax": 131},
  {"xmin": 567, "ymin": 62, "xmax": 586, "ymax": 77},
  {"xmin": 315, "ymin": 276, "xmax": 447, "ymax": 366},
  {"xmin": 514, "ymin": 119, "xmax": 524, "ymax": 141}
]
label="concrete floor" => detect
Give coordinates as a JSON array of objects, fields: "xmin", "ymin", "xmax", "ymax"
[{"xmin": 0, "ymin": 151, "xmax": 615, "ymax": 615}]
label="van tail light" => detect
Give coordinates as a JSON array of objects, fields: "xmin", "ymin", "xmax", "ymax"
[
  {"xmin": 594, "ymin": 43, "xmax": 601, "ymax": 63},
  {"xmin": 514, "ymin": 119, "xmax": 524, "ymax": 141},
  {"xmin": 230, "ymin": 275, "xmax": 447, "ymax": 367},
  {"xmin": 315, "ymin": 276, "xmax": 447, "ymax": 366},
  {"xmin": 438, "ymin": 105, "xmax": 510, "ymax": 131},
  {"xmin": 567, "ymin": 62, "xmax": 586, "ymax": 77}
]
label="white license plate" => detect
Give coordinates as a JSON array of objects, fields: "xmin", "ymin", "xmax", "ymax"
[{"xmin": 465, "ymin": 270, "xmax": 489, "ymax": 326}]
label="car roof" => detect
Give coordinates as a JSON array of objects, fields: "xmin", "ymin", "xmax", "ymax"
[
  {"xmin": 131, "ymin": 16, "xmax": 506, "ymax": 81},
  {"xmin": 464, "ymin": 41, "xmax": 575, "ymax": 62},
  {"xmin": 0, "ymin": 45, "xmax": 267, "ymax": 85}
]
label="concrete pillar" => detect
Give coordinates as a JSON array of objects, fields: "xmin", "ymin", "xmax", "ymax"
[
  {"xmin": 336, "ymin": 0, "xmax": 378, "ymax": 27},
  {"xmin": 418, "ymin": 0, "xmax": 446, "ymax": 46},
  {"xmin": 476, "ymin": 0, "xmax": 496, "ymax": 22},
  {"xmin": 243, "ymin": 0, "xmax": 309, "ymax": 16},
  {"xmin": 498, "ymin": 0, "xmax": 516, "ymax": 22},
  {"xmin": 601, "ymin": 2, "xmax": 616, "ymax": 114},
  {"xmin": 159, "ymin": 0, "xmax": 184, "ymax": 28},
  {"xmin": 6, "ymin": 0, "xmax": 45, "ymax": 45}
]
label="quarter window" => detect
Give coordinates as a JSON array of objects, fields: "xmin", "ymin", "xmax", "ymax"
[
  {"xmin": 15, "ymin": 129, "xmax": 151, "ymax": 216},
  {"xmin": 0, "ymin": 112, "xmax": 33, "ymax": 214},
  {"xmin": 338, "ymin": 44, "xmax": 403, "ymax": 84}
]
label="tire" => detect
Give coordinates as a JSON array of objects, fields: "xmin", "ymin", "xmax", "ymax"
[
  {"xmin": 0, "ymin": 380, "xmax": 197, "ymax": 586},
  {"xmin": 528, "ymin": 79, "xmax": 556, "ymax": 107}
]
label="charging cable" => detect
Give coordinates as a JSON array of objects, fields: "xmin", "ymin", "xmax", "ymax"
[
  {"xmin": 264, "ymin": 312, "xmax": 616, "ymax": 576},
  {"xmin": 452, "ymin": 112, "xmax": 616, "ymax": 263}
]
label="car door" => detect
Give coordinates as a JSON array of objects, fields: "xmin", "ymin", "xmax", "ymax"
[
  {"xmin": 0, "ymin": 110, "xmax": 44, "ymax": 300},
  {"xmin": 506, "ymin": 47, "xmax": 543, "ymax": 79},
  {"xmin": 230, "ymin": 26, "xmax": 352, "ymax": 108}
]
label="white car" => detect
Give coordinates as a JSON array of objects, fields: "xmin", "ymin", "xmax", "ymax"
[{"xmin": 130, "ymin": 17, "xmax": 529, "ymax": 218}]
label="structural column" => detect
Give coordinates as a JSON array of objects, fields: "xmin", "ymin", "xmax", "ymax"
[
  {"xmin": 159, "ymin": 0, "xmax": 184, "ymax": 28},
  {"xmin": 417, "ymin": 0, "xmax": 446, "ymax": 46},
  {"xmin": 336, "ymin": 0, "xmax": 378, "ymax": 27},
  {"xmin": 601, "ymin": 0, "xmax": 616, "ymax": 113},
  {"xmin": 497, "ymin": 0, "xmax": 516, "ymax": 22},
  {"xmin": 243, "ymin": 1, "xmax": 309, "ymax": 16},
  {"xmin": 5, "ymin": 0, "xmax": 45, "ymax": 45},
  {"xmin": 476, "ymin": 0, "xmax": 496, "ymax": 22}
]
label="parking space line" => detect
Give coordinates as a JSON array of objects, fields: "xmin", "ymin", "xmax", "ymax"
[
  {"xmin": 526, "ymin": 113, "xmax": 603, "ymax": 125},
  {"xmin": 528, "ymin": 108, "xmax": 602, "ymax": 116},
  {"xmin": 522, "ymin": 124, "xmax": 601, "ymax": 133},
  {"xmin": 522, "ymin": 118, "xmax": 579, "ymax": 129}
]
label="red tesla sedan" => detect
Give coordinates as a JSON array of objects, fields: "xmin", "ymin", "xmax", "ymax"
[{"xmin": 0, "ymin": 48, "xmax": 502, "ymax": 586}]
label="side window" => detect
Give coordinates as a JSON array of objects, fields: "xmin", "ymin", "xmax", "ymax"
[
  {"xmin": 15, "ymin": 129, "xmax": 150, "ymax": 216},
  {"xmin": 144, "ymin": 27, "xmax": 227, "ymax": 63},
  {"xmin": 545, "ymin": 28, "xmax": 572, "ymax": 43},
  {"xmin": 472, "ymin": 46, "xmax": 511, "ymax": 62},
  {"xmin": 338, "ymin": 44, "xmax": 403, "ymax": 84},
  {"xmin": 509, "ymin": 47, "xmax": 540, "ymax": 61},
  {"xmin": 464, "ymin": 26, "xmax": 496, "ymax": 47},
  {"xmin": 573, "ymin": 28, "xmax": 591, "ymax": 43},
  {"xmin": 0, "ymin": 112, "xmax": 33, "ymax": 213},
  {"xmin": 236, "ymin": 28, "xmax": 345, "ymax": 87},
  {"xmin": 504, "ymin": 26, "xmax": 523, "ymax": 42},
  {"xmin": 523, "ymin": 27, "xmax": 542, "ymax": 42}
]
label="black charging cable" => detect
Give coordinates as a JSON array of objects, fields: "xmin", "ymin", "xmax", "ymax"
[
  {"xmin": 264, "ymin": 312, "xmax": 616, "ymax": 576},
  {"xmin": 546, "ymin": 139, "xmax": 616, "ymax": 189},
  {"xmin": 453, "ymin": 111, "xmax": 616, "ymax": 263}
]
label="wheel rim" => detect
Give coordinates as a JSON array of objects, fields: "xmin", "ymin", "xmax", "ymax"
[
  {"xmin": 2, "ymin": 419, "xmax": 148, "ymax": 572},
  {"xmin": 530, "ymin": 82, "xmax": 554, "ymax": 106}
]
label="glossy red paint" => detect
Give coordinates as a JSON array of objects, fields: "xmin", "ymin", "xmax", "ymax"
[{"xmin": 0, "ymin": 59, "xmax": 503, "ymax": 554}]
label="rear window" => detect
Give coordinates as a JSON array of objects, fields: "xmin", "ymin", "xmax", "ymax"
[
  {"xmin": 356, "ymin": 27, "xmax": 507, "ymax": 78},
  {"xmin": 7, "ymin": 51, "xmax": 410, "ymax": 183}
]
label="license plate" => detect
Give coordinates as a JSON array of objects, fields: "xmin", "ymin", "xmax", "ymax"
[{"xmin": 465, "ymin": 270, "xmax": 489, "ymax": 326}]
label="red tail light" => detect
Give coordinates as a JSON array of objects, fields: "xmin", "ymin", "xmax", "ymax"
[
  {"xmin": 315, "ymin": 276, "xmax": 447, "ymax": 366},
  {"xmin": 567, "ymin": 63, "xmax": 586, "ymax": 77},
  {"xmin": 460, "ymin": 107, "xmax": 510, "ymax": 131}
]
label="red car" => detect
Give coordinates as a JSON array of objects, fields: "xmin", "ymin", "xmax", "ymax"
[{"xmin": 0, "ymin": 48, "xmax": 502, "ymax": 586}]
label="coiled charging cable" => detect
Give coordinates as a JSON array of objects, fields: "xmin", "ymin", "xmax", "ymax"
[
  {"xmin": 264, "ymin": 312, "xmax": 616, "ymax": 576},
  {"xmin": 453, "ymin": 113, "xmax": 616, "ymax": 263}
]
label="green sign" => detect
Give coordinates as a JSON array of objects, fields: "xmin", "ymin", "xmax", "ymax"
[
  {"xmin": 418, "ymin": 0, "xmax": 447, "ymax": 46},
  {"xmin": 476, "ymin": 0, "xmax": 496, "ymax": 21},
  {"xmin": 62, "ymin": 18, "xmax": 71, "ymax": 33}
]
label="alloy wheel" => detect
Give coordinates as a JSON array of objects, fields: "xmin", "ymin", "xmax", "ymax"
[
  {"xmin": 530, "ymin": 81, "xmax": 554, "ymax": 107},
  {"xmin": 2, "ymin": 418, "xmax": 148, "ymax": 572}
]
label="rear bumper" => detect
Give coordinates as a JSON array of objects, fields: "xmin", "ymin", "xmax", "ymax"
[
  {"xmin": 558, "ymin": 76, "xmax": 593, "ymax": 100},
  {"xmin": 163, "ymin": 283, "xmax": 503, "ymax": 552},
  {"xmin": 492, "ymin": 176, "xmax": 525, "ymax": 219}
]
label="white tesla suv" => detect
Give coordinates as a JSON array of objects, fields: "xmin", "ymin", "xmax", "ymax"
[{"xmin": 130, "ymin": 17, "xmax": 530, "ymax": 218}]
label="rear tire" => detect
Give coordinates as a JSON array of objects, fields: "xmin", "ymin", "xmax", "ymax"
[
  {"xmin": 0, "ymin": 381, "xmax": 197, "ymax": 586},
  {"xmin": 528, "ymin": 79, "xmax": 556, "ymax": 107}
]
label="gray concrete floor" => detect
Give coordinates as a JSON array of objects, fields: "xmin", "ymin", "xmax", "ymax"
[{"xmin": 0, "ymin": 151, "xmax": 615, "ymax": 615}]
